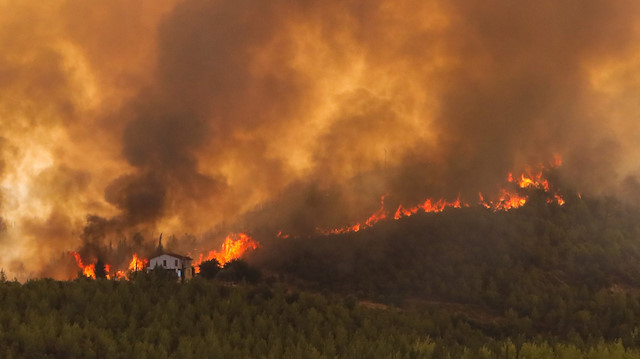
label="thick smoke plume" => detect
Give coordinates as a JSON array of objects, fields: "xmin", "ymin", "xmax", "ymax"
[{"xmin": 1, "ymin": 0, "xmax": 640, "ymax": 279}]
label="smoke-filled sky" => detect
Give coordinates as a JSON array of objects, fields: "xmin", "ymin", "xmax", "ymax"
[{"xmin": 1, "ymin": 0, "xmax": 640, "ymax": 279}]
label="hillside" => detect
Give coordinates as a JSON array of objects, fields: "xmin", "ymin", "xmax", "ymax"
[
  {"xmin": 4, "ymin": 195, "xmax": 640, "ymax": 357},
  {"xmin": 260, "ymin": 193, "xmax": 640, "ymax": 341},
  {"xmin": 2, "ymin": 275, "xmax": 640, "ymax": 358}
]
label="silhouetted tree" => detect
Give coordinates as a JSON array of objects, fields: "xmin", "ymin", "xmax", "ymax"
[
  {"xmin": 217, "ymin": 259, "xmax": 261, "ymax": 283},
  {"xmin": 95, "ymin": 258, "xmax": 107, "ymax": 279},
  {"xmin": 198, "ymin": 258, "xmax": 221, "ymax": 279}
]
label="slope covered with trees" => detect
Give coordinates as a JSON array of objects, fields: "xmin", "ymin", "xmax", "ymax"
[
  {"xmin": 1, "ymin": 273, "xmax": 640, "ymax": 358},
  {"xmin": 4, "ymin": 194, "xmax": 640, "ymax": 357},
  {"xmin": 263, "ymin": 194, "xmax": 640, "ymax": 344}
]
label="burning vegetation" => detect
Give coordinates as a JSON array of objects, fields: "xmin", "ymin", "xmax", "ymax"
[
  {"xmin": 316, "ymin": 159, "xmax": 565, "ymax": 236},
  {"xmin": 7, "ymin": 192, "xmax": 640, "ymax": 357},
  {"xmin": 192, "ymin": 233, "xmax": 260, "ymax": 273},
  {"xmin": 70, "ymin": 252, "xmax": 95, "ymax": 279},
  {"xmin": 69, "ymin": 159, "xmax": 563, "ymax": 280},
  {"xmin": 4, "ymin": 1, "xmax": 640, "ymax": 357},
  {"xmin": 70, "ymin": 233, "xmax": 259, "ymax": 280}
]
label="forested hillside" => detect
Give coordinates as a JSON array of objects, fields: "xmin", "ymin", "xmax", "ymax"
[
  {"xmin": 262, "ymin": 194, "xmax": 640, "ymax": 343},
  {"xmin": 4, "ymin": 194, "xmax": 640, "ymax": 357},
  {"xmin": 1, "ymin": 274, "xmax": 640, "ymax": 358}
]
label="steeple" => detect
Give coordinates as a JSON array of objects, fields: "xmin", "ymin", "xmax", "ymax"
[{"xmin": 157, "ymin": 233, "xmax": 164, "ymax": 254}]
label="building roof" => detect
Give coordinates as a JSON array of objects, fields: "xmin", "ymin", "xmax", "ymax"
[{"xmin": 150, "ymin": 252, "xmax": 193, "ymax": 261}]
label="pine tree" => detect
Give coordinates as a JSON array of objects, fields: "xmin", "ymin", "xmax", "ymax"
[{"xmin": 95, "ymin": 258, "xmax": 107, "ymax": 279}]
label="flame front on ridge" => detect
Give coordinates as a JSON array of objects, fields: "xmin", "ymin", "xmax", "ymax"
[
  {"xmin": 70, "ymin": 161, "xmax": 564, "ymax": 279},
  {"xmin": 314, "ymin": 160, "xmax": 565, "ymax": 235}
]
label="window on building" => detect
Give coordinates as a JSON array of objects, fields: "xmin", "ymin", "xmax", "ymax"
[
  {"xmin": 163, "ymin": 259, "xmax": 166, "ymax": 266},
  {"xmin": 175, "ymin": 259, "xmax": 178, "ymax": 266}
]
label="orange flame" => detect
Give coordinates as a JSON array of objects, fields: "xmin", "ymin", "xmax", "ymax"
[
  {"xmin": 365, "ymin": 195, "xmax": 388, "ymax": 226},
  {"xmin": 323, "ymin": 195, "xmax": 388, "ymax": 235},
  {"xmin": 71, "ymin": 252, "xmax": 149, "ymax": 280},
  {"xmin": 553, "ymin": 194, "xmax": 565, "ymax": 206},
  {"xmin": 128, "ymin": 253, "xmax": 148, "ymax": 272},
  {"xmin": 317, "ymin": 157, "xmax": 565, "ymax": 235},
  {"xmin": 485, "ymin": 188, "xmax": 528, "ymax": 210},
  {"xmin": 70, "ymin": 252, "xmax": 95, "ymax": 279},
  {"xmin": 478, "ymin": 193, "xmax": 492, "ymax": 209},
  {"xmin": 509, "ymin": 170, "xmax": 550, "ymax": 191},
  {"xmin": 71, "ymin": 233, "xmax": 258, "ymax": 280},
  {"xmin": 193, "ymin": 233, "xmax": 260, "ymax": 273},
  {"xmin": 394, "ymin": 195, "xmax": 463, "ymax": 220}
]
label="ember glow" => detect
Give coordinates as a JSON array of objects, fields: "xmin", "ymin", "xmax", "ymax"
[{"xmin": 2, "ymin": 1, "xmax": 640, "ymax": 280}]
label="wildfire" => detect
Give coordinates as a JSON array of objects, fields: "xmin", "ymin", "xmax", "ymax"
[
  {"xmin": 70, "ymin": 251, "xmax": 96, "ymax": 279},
  {"xmin": 68, "ymin": 158, "xmax": 566, "ymax": 281},
  {"xmin": 322, "ymin": 196, "xmax": 388, "ymax": 235},
  {"xmin": 485, "ymin": 188, "xmax": 529, "ymax": 211},
  {"xmin": 70, "ymin": 232, "xmax": 259, "ymax": 280},
  {"xmin": 317, "ymin": 159, "xmax": 566, "ymax": 235},
  {"xmin": 365, "ymin": 196, "xmax": 388, "ymax": 226},
  {"xmin": 476, "ymin": 164, "xmax": 564, "ymax": 210},
  {"xmin": 508, "ymin": 170, "xmax": 550, "ymax": 191},
  {"xmin": 550, "ymin": 194, "xmax": 565, "ymax": 206},
  {"xmin": 193, "ymin": 233, "xmax": 260, "ymax": 273},
  {"xmin": 71, "ymin": 252, "xmax": 147, "ymax": 280},
  {"xmin": 394, "ymin": 195, "xmax": 463, "ymax": 220},
  {"xmin": 128, "ymin": 254, "xmax": 148, "ymax": 272}
]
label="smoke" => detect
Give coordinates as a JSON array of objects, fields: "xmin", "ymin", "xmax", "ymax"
[{"xmin": 1, "ymin": 0, "xmax": 640, "ymax": 279}]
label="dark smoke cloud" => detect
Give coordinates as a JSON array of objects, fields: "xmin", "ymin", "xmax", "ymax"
[
  {"xmin": 2, "ymin": 0, "xmax": 640, "ymax": 279},
  {"xmin": 432, "ymin": 0, "xmax": 639, "ymax": 194},
  {"xmin": 105, "ymin": 173, "xmax": 166, "ymax": 226},
  {"xmin": 231, "ymin": 0, "xmax": 640, "ymax": 230},
  {"xmin": 98, "ymin": 0, "xmax": 304, "ymax": 234}
]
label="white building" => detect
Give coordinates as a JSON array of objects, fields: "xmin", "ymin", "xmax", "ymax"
[{"xmin": 148, "ymin": 253, "xmax": 194, "ymax": 280}]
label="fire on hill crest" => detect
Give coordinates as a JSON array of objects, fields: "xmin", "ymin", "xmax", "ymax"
[{"xmin": 70, "ymin": 157, "xmax": 566, "ymax": 280}]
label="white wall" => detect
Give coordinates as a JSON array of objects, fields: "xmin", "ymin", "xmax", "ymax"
[{"xmin": 149, "ymin": 254, "xmax": 183, "ymax": 270}]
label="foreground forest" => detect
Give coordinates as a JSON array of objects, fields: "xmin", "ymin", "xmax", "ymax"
[
  {"xmin": 4, "ymin": 194, "xmax": 640, "ymax": 357},
  {"xmin": 1, "ymin": 275, "xmax": 640, "ymax": 358},
  {"xmin": 258, "ymin": 193, "xmax": 640, "ymax": 355}
]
